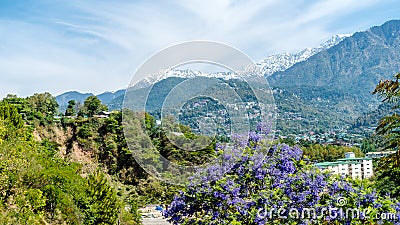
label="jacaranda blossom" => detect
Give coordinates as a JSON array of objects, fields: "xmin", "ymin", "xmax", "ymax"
[{"xmin": 164, "ymin": 125, "xmax": 400, "ymax": 225}]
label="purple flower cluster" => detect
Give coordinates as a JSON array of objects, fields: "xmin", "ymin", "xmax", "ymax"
[{"xmin": 164, "ymin": 126, "xmax": 400, "ymax": 224}]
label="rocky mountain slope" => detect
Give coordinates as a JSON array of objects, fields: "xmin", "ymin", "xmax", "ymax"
[
  {"xmin": 268, "ymin": 20, "xmax": 400, "ymax": 97},
  {"xmin": 258, "ymin": 34, "xmax": 351, "ymax": 76}
]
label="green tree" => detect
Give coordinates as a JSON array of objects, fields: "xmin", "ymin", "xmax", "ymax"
[
  {"xmin": 375, "ymin": 159, "xmax": 400, "ymax": 198},
  {"xmin": 0, "ymin": 101, "xmax": 23, "ymax": 129},
  {"xmin": 0, "ymin": 128, "xmax": 87, "ymax": 224},
  {"xmin": 302, "ymin": 144, "xmax": 363, "ymax": 162},
  {"xmin": 85, "ymin": 172, "xmax": 120, "ymax": 225},
  {"xmin": 0, "ymin": 120, "xmax": 6, "ymax": 143},
  {"xmin": 23, "ymin": 92, "xmax": 59, "ymax": 125},
  {"xmin": 79, "ymin": 96, "xmax": 108, "ymax": 117},
  {"xmin": 28, "ymin": 92, "xmax": 59, "ymax": 117},
  {"xmin": 371, "ymin": 72, "xmax": 400, "ymax": 198},
  {"xmin": 119, "ymin": 198, "xmax": 142, "ymax": 225},
  {"xmin": 65, "ymin": 100, "xmax": 77, "ymax": 116},
  {"xmin": 373, "ymin": 72, "xmax": 400, "ymax": 165},
  {"xmin": 360, "ymin": 138, "xmax": 377, "ymax": 153},
  {"xmin": 3, "ymin": 94, "xmax": 32, "ymax": 121}
]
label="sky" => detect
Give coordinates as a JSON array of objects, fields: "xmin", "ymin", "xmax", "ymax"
[{"xmin": 0, "ymin": 0, "xmax": 399, "ymax": 98}]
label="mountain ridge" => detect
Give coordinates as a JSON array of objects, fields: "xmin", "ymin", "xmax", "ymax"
[
  {"xmin": 56, "ymin": 89, "xmax": 125, "ymax": 112},
  {"xmin": 258, "ymin": 34, "xmax": 351, "ymax": 76},
  {"xmin": 127, "ymin": 33, "xmax": 351, "ymax": 89},
  {"xmin": 268, "ymin": 19, "xmax": 400, "ymax": 94},
  {"xmin": 55, "ymin": 19, "xmax": 400, "ymax": 138},
  {"xmin": 56, "ymin": 33, "xmax": 350, "ymax": 109}
]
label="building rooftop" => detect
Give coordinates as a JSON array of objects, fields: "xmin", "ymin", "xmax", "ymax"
[
  {"xmin": 316, "ymin": 157, "xmax": 372, "ymax": 168},
  {"xmin": 315, "ymin": 161, "xmax": 349, "ymax": 167},
  {"xmin": 366, "ymin": 151, "xmax": 396, "ymax": 155},
  {"xmin": 337, "ymin": 157, "xmax": 372, "ymax": 161}
]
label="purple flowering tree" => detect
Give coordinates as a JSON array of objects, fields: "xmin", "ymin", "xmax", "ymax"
[{"xmin": 164, "ymin": 125, "xmax": 400, "ymax": 224}]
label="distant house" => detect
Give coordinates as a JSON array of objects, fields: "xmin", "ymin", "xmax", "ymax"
[
  {"xmin": 94, "ymin": 111, "xmax": 111, "ymax": 118},
  {"xmin": 331, "ymin": 140, "xmax": 352, "ymax": 147},
  {"xmin": 53, "ymin": 115, "xmax": 62, "ymax": 122},
  {"xmin": 170, "ymin": 131, "xmax": 184, "ymax": 136},
  {"xmin": 316, "ymin": 152, "xmax": 373, "ymax": 179},
  {"xmin": 100, "ymin": 111, "xmax": 111, "ymax": 116},
  {"xmin": 365, "ymin": 151, "xmax": 396, "ymax": 159}
]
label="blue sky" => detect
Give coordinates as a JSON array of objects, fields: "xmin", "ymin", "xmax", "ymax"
[{"xmin": 0, "ymin": 0, "xmax": 399, "ymax": 97}]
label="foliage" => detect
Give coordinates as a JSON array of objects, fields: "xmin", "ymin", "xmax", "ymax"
[
  {"xmin": 28, "ymin": 92, "xmax": 59, "ymax": 124},
  {"xmin": 150, "ymin": 115, "xmax": 216, "ymax": 167},
  {"xmin": 134, "ymin": 177, "xmax": 181, "ymax": 206},
  {"xmin": 0, "ymin": 134, "xmax": 125, "ymax": 224},
  {"xmin": 0, "ymin": 100, "xmax": 32, "ymax": 141},
  {"xmin": 273, "ymin": 85, "xmax": 372, "ymax": 136},
  {"xmin": 79, "ymin": 96, "xmax": 108, "ymax": 117},
  {"xmin": 375, "ymin": 156, "xmax": 400, "ymax": 199},
  {"xmin": 3, "ymin": 93, "xmax": 59, "ymax": 126},
  {"xmin": 0, "ymin": 101, "xmax": 24, "ymax": 129},
  {"xmin": 0, "ymin": 96, "xmax": 140, "ymax": 224},
  {"xmin": 63, "ymin": 111, "xmax": 148, "ymax": 184},
  {"xmin": 373, "ymin": 72, "xmax": 400, "ymax": 164},
  {"xmin": 0, "ymin": 130, "xmax": 86, "ymax": 223},
  {"xmin": 84, "ymin": 172, "xmax": 120, "ymax": 225},
  {"xmin": 350, "ymin": 103, "xmax": 399, "ymax": 135},
  {"xmin": 366, "ymin": 72, "xmax": 400, "ymax": 201},
  {"xmin": 119, "ymin": 198, "xmax": 142, "ymax": 225},
  {"xmin": 302, "ymin": 144, "xmax": 364, "ymax": 162},
  {"xmin": 58, "ymin": 109, "xmax": 187, "ymax": 209},
  {"xmin": 358, "ymin": 135, "xmax": 387, "ymax": 155},
  {"xmin": 65, "ymin": 100, "xmax": 77, "ymax": 116}
]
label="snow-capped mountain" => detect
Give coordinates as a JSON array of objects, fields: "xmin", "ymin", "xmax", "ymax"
[
  {"xmin": 130, "ymin": 69, "xmax": 242, "ymax": 89},
  {"xmin": 131, "ymin": 34, "xmax": 352, "ymax": 88},
  {"xmin": 160, "ymin": 69, "xmax": 241, "ymax": 80},
  {"xmin": 257, "ymin": 34, "xmax": 352, "ymax": 76}
]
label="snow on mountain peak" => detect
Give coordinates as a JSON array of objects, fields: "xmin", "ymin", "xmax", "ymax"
[
  {"xmin": 158, "ymin": 69, "xmax": 242, "ymax": 81},
  {"xmin": 131, "ymin": 34, "xmax": 352, "ymax": 88},
  {"xmin": 257, "ymin": 33, "xmax": 352, "ymax": 76}
]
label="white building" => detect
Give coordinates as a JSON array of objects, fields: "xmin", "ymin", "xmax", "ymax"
[
  {"xmin": 316, "ymin": 152, "xmax": 373, "ymax": 179},
  {"xmin": 365, "ymin": 151, "xmax": 396, "ymax": 159}
]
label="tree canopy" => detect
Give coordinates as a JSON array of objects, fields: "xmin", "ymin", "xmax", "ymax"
[
  {"xmin": 373, "ymin": 72, "xmax": 400, "ymax": 164},
  {"xmin": 79, "ymin": 96, "xmax": 108, "ymax": 117}
]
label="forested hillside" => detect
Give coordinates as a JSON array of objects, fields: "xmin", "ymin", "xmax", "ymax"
[
  {"xmin": 0, "ymin": 99, "xmax": 126, "ymax": 224},
  {"xmin": 0, "ymin": 93, "xmax": 220, "ymax": 224}
]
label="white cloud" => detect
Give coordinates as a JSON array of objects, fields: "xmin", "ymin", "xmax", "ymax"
[{"xmin": 0, "ymin": 0, "xmax": 396, "ymax": 98}]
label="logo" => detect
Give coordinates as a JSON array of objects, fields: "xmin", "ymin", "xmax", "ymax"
[{"xmin": 122, "ymin": 41, "xmax": 276, "ymax": 185}]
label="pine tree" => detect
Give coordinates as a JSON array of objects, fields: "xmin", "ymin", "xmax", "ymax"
[
  {"xmin": 65, "ymin": 100, "xmax": 77, "ymax": 116},
  {"xmin": 0, "ymin": 101, "xmax": 23, "ymax": 129},
  {"xmin": 85, "ymin": 172, "xmax": 120, "ymax": 225}
]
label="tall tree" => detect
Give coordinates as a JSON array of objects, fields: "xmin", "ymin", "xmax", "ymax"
[
  {"xmin": 373, "ymin": 72, "xmax": 400, "ymax": 198},
  {"xmin": 373, "ymin": 72, "xmax": 400, "ymax": 165},
  {"xmin": 65, "ymin": 100, "xmax": 77, "ymax": 116},
  {"xmin": 0, "ymin": 101, "xmax": 23, "ymax": 129},
  {"xmin": 85, "ymin": 172, "xmax": 120, "ymax": 225},
  {"xmin": 28, "ymin": 93, "xmax": 59, "ymax": 117},
  {"xmin": 79, "ymin": 96, "xmax": 108, "ymax": 117}
]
